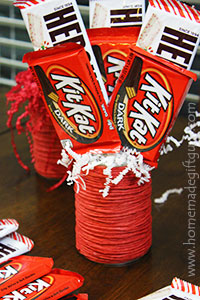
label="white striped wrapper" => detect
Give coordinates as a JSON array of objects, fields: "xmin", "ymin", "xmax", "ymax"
[
  {"xmin": 0, "ymin": 232, "xmax": 34, "ymax": 263},
  {"xmin": 0, "ymin": 219, "xmax": 19, "ymax": 239},
  {"xmin": 137, "ymin": 0, "xmax": 200, "ymax": 69},
  {"xmin": 172, "ymin": 277, "xmax": 200, "ymax": 297}
]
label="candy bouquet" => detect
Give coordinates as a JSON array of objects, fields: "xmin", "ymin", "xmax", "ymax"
[{"xmin": 9, "ymin": 0, "xmax": 200, "ymax": 265}]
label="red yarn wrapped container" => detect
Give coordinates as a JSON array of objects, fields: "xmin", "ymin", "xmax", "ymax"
[
  {"xmin": 74, "ymin": 166, "xmax": 152, "ymax": 265},
  {"xmin": 6, "ymin": 69, "xmax": 66, "ymax": 179}
]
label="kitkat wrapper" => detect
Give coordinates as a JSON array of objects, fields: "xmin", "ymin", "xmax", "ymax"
[
  {"xmin": 0, "ymin": 232, "xmax": 34, "ymax": 264},
  {"xmin": 23, "ymin": 43, "xmax": 121, "ymax": 156},
  {"xmin": 87, "ymin": 27, "xmax": 141, "ymax": 98},
  {"xmin": 0, "ymin": 256, "xmax": 53, "ymax": 297},
  {"xmin": 0, "ymin": 219, "xmax": 19, "ymax": 239},
  {"xmin": 0, "ymin": 268, "xmax": 84, "ymax": 300},
  {"xmin": 109, "ymin": 46, "xmax": 197, "ymax": 166},
  {"xmin": 14, "ymin": 0, "xmax": 109, "ymax": 105},
  {"xmin": 136, "ymin": 0, "xmax": 200, "ymax": 69}
]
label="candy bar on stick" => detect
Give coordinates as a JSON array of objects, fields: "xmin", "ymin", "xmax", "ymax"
[
  {"xmin": 23, "ymin": 43, "xmax": 121, "ymax": 156},
  {"xmin": 0, "ymin": 268, "xmax": 84, "ymax": 300},
  {"xmin": 90, "ymin": 0, "xmax": 145, "ymax": 28},
  {"xmin": 137, "ymin": 0, "xmax": 200, "ymax": 69},
  {"xmin": 137, "ymin": 277, "xmax": 200, "ymax": 300},
  {"xmin": 87, "ymin": 27, "xmax": 141, "ymax": 98},
  {"xmin": 0, "ymin": 256, "xmax": 53, "ymax": 297},
  {"xmin": 14, "ymin": 0, "xmax": 109, "ymax": 104},
  {"xmin": 0, "ymin": 232, "xmax": 34, "ymax": 264},
  {"xmin": 109, "ymin": 46, "xmax": 196, "ymax": 166},
  {"xmin": 0, "ymin": 219, "xmax": 19, "ymax": 239}
]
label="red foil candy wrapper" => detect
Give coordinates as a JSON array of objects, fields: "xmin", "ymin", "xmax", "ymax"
[
  {"xmin": 0, "ymin": 268, "xmax": 84, "ymax": 300},
  {"xmin": 87, "ymin": 27, "xmax": 141, "ymax": 98},
  {"xmin": 109, "ymin": 46, "xmax": 197, "ymax": 166},
  {"xmin": 23, "ymin": 43, "xmax": 121, "ymax": 156},
  {"xmin": 0, "ymin": 256, "xmax": 53, "ymax": 297}
]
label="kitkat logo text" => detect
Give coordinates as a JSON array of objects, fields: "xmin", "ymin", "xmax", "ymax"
[
  {"xmin": 46, "ymin": 65, "xmax": 103, "ymax": 144},
  {"xmin": 0, "ymin": 262, "xmax": 22, "ymax": 285},
  {"xmin": 115, "ymin": 68, "xmax": 174, "ymax": 151},
  {"xmin": 2, "ymin": 275, "xmax": 53, "ymax": 299},
  {"xmin": 103, "ymin": 49, "xmax": 127, "ymax": 97}
]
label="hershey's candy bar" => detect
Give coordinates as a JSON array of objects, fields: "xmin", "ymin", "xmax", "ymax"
[{"xmin": 137, "ymin": 0, "xmax": 200, "ymax": 69}]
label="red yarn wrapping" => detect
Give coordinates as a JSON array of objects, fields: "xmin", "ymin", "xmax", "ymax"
[
  {"xmin": 6, "ymin": 69, "xmax": 66, "ymax": 179},
  {"xmin": 74, "ymin": 166, "xmax": 152, "ymax": 265}
]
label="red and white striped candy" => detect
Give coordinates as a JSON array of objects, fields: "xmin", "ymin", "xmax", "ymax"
[
  {"xmin": 149, "ymin": 0, "xmax": 200, "ymax": 23},
  {"xmin": 13, "ymin": 0, "xmax": 45, "ymax": 9},
  {"xmin": 0, "ymin": 232, "xmax": 34, "ymax": 263},
  {"xmin": 171, "ymin": 277, "xmax": 200, "ymax": 297},
  {"xmin": 0, "ymin": 219, "xmax": 19, "ymax": 239}
]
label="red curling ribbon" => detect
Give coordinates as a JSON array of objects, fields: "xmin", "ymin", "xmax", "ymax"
[
  {"xmin": 10, "ymin": 124, "xmax": 30, "ymax": 172},
  {"xmin": 47, "ymin": 172, "xmax": 69, "ymax": 192},
  {"xmin": 6, "ymin": 69, "xmax": 66, "ymax": 180},
  {"xmin": 74, "ymin": 166, "xmax": 152, "ymax": 265}
]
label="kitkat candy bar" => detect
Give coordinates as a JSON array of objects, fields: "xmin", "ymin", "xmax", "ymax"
[
  {"xmin": 23, "ymin": 43, "xmax": 121, "ymax": 156},
  {"xmin": 87, "ymin": 27, "xmax": 141, "ymax": 98},
  {"xmin": 0, "ymin": 268, "xmax": 84, "ymax": 300},
  {"xmin": 14, "ymin": 0, "xmax": 109, "ymax": 105},
  {"xmin": 109, "ymin": 46, "xmax": 196, "ymax": 166},
  {"xmin": 0, "ymin": 219, "xmax": 19, "ymax": 239},
  {"xmin": 0, "ymin": 232, "xmax": 34, "ymax": 264},
  {"xmin": 136, "ymin": 0, "xmax": 200, "ymax": 69},
  {"xmin": 0, "ymin": 256, "xmax": 53, "ymax": 297}
]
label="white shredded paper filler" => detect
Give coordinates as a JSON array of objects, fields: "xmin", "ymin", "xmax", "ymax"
[
  {"xmin": 154, "ymin": 188, "xmax": 183, "ymax": 204},
  {"xmin": 57, "ymin": 111, "xmax": 199, "ymax": 197},
  {"xmin": 58, "ymin": 145, "xmax": 154, "ymax": 197},
  {"xmin": 160, "ymin": 111, "xmax": 200, "ymax": 155}
]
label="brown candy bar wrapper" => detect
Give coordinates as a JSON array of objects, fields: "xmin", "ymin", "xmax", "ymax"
[
  {"xmin": 109, "ymin": 46, "xmax": 196, "ymax": 166},
  {"xmin": 87, "ymin": 27, "xmax": 141, "ymax": 99}
]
